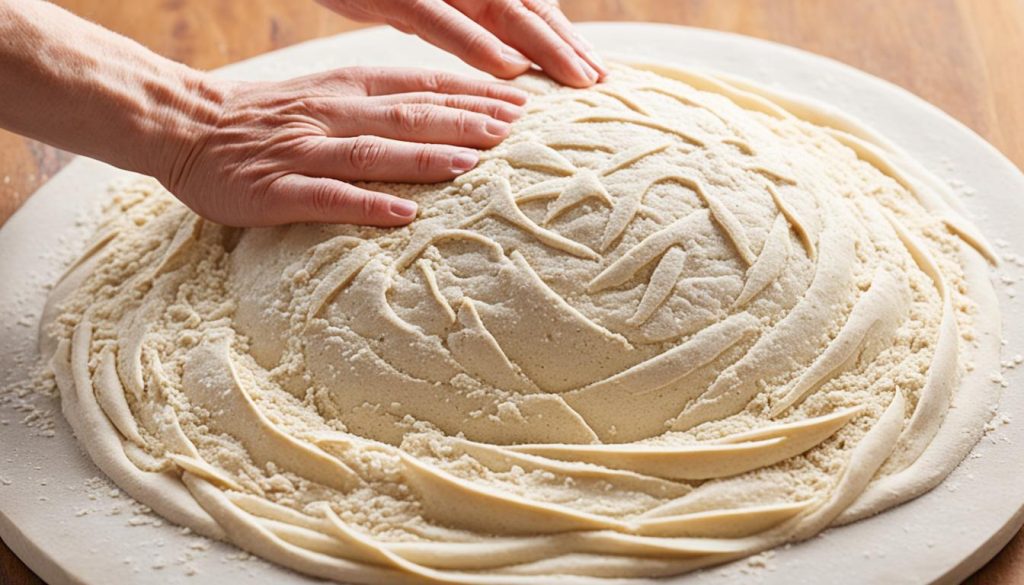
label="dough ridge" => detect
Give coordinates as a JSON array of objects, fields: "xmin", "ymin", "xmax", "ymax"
[{"xmin": 41, "ymin": 62, "xmax": 1002, "ymax": 583}]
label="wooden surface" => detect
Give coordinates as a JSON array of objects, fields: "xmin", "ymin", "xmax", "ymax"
[{"xmin": 1, "ymin": 1, "xmax": 1022, "ymax": 583}]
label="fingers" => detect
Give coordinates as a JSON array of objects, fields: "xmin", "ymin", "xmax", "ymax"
[
  {"xmin": 368, "ymin": 92, "xmax": 524, "ymax": 122},
  {"xmin": 302, "ymin": 136, "xmax": 480, "ymax": 183},
  {"xmin": 521, "ymin": 0, "xmax": 606, "ymax": 77},
  {"xmin": 450, "ymin": 0, "xmax": 602, "ymax": 88},
  {"xmin": 384, "ymin": 0, "xmax": 540, "ymax": 81},
  {"xmin": 311, "ymin": 100, "xmax": 515, "ymax": 148},
  {"xmin": 264, "ymin": 174, "xmax": 419, "ymax": 227},
  {"xmin": 347, "ymin": 66, "xmax": 529, "ymax": 104}
]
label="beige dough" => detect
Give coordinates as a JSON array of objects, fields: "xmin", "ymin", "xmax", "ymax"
[{"xmin": 41, "ymin": 62, "xmax": 1001, "ymax": 583}]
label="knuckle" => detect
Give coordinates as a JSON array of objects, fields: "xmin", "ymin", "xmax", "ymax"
[
  {"xmin": 501, "ymin": 0, "xmax": 532, "ymax": 23},
  {"xmin": 414, "ymin": 145, "xmax": 442, "ymax": 174},
  {"xmin": 309, "ymin": 183, "xmax": 342, "ymax": 216},
  {"xmin": 453, "ymin": 110, "xmax": 473, "ymax": 137},
  {"xmin": 420, "ymin": 71, "xmax": 452, "ymax": 94},
  {"xmin": 443, "ymin": 95, "xmax": 468, "ymax": 110},
  {"xmin": 461, "ymin": 30, "xmax": 493, "ymax": 56},
  {"xmin": 359, "ymin": 192, "xmax": 390, "ymax": 221},
  {"xmin": 390, "ymin": 103, "xmax": 435, "ymax": 133},
  {"xmin": 419, "ymin": 72, "xmax": 444, "ymax": 93},
  {"xmin": 298, "ymin": 98, "xmax": 333, "ymax": 122},
  {"xmin": 343, "ymin": 66, "xmax": 371, "ymax": 81},
  {"xmin": 332, "ymin": 66, "xmax": 366, "ymax": 90},
  {"xmin": 450, "ymin": 95, "xmax": 491, "ymax": 115},
  {"xmin": 335, "ymin": 66, "xmax": 383, "ymax": 95},
  {"xmin": 527, "ymin": 0, "xmax": 556, "ymax": 20},
  {"xmin": 344, "ymin": 136, "xmax": 387, "ymax": 172}
]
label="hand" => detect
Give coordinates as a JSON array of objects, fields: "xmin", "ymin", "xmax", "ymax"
[
  {"xmin": 319, "ymin": 0, "xmax": 606, "ymax": 88},
  {"xmin": 164, "ymin": 67, "xmax": 527, "ymax": 228}
]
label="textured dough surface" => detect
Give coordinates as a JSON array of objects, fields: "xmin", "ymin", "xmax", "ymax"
[{"xmin": 42, "ymin": 63, "xmax": 1001, "ymax": 583}]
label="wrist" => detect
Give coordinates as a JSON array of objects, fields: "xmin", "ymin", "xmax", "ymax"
[{"xmin": 134, "ymin": 65, "xmax": 228, "ymax": 190}]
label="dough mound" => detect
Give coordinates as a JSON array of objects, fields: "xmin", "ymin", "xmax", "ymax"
[{"xmin": 43, "ymin": 64, "xmax": 1001, "ymax": 583}]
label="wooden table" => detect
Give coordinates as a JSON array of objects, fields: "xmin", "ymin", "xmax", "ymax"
[{"xmin": 2, "ymin": 1, "xmax": 1022, "ymax": 583}]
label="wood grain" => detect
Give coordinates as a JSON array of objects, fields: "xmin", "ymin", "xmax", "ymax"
[{"xmin": 1, "ymin": 1, "xmax": 1022, "ymax": 583}]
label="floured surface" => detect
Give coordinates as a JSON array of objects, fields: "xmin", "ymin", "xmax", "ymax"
[
  {"xmin": 2, "ymin": 24, "xmax": 1023, "ymax": 585},
  {"xmin": 35, "ymin": 59, "xmax": 1003, "ymax": 581}
]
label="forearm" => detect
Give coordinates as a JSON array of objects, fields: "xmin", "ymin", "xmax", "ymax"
[{"xmin": 0, "ymin": 0, "xmax": 223, "ymax": 181}]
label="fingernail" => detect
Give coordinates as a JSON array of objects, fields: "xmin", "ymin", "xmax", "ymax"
[
  {"xmin": 574, "ymin": 55, "xmax": 598, "ymax": 83},
  {"xmin": 497, "ymin": 104, "xmax": 524, "ymax": 122},
  {"xmin": 390, "ymin": 198, "xmax": 418, "ymax": 218},
  {"xmin": 587, "ymin": 51, "xmax": 607, "ymax": 75},
  {"xmin": 501, "ymin": 46, "xmax": 531, "ymax": 68},
  {"xmin": 452, "ymin": 151, "xmax": 479, "ymax": 173},
  {"xmin": 485, "ymin": 118, "xmax": 511, "ymax": 138}
]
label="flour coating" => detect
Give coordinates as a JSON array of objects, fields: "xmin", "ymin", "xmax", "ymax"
[{"xmin": 42, "ymin": 63, "xmax": 1001, "ymax": 583}]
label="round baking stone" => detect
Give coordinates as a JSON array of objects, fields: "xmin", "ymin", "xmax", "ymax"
[{"xmin": 1, "ymin": 23, "xmax": 1023, "ymax": 585}]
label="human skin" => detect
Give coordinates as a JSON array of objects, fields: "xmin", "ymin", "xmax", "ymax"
[
  {"xmin": 318, "ymin": 0, "xmax": 607, "ymax": 88},
  {"xmin": 0, "ymin": 0, "xmax": 602, "ymax": 227}
]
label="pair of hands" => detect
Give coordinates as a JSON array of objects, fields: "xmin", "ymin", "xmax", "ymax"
[{"xmin": 168, "ymin": 0, "xmax": 606, "ymax": 228}]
